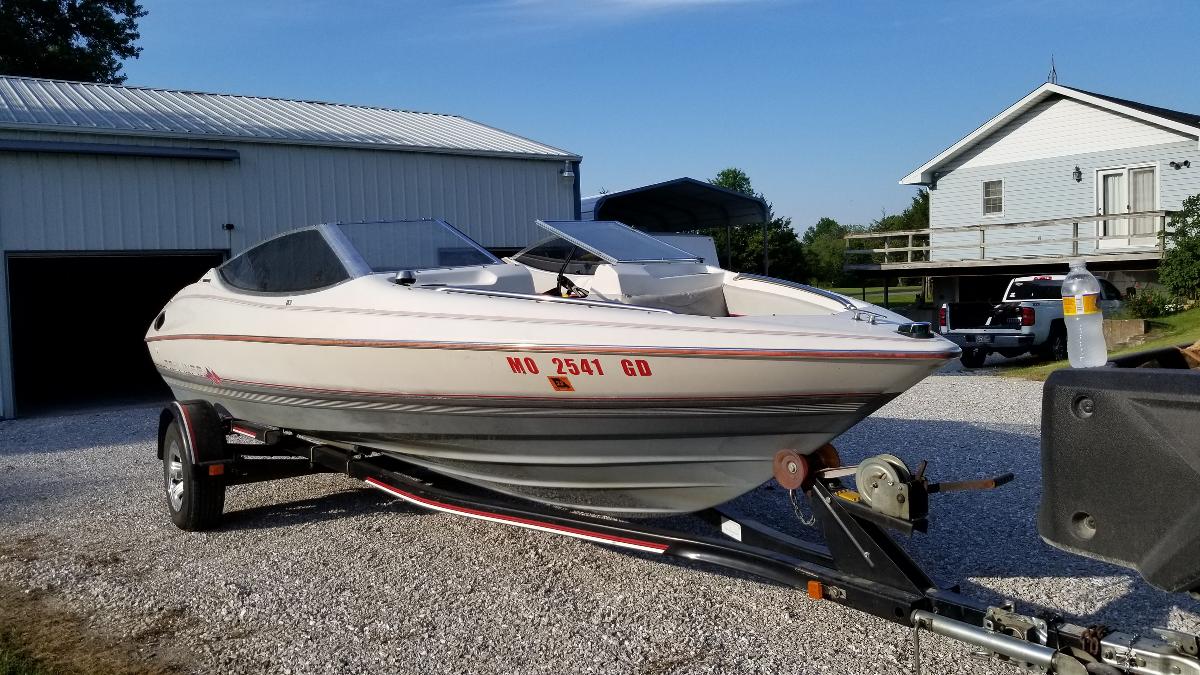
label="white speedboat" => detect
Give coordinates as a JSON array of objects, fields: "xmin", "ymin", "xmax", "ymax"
[{"xmin": 146, "ymin": 219, "xmax": 957, "ymax": 515}]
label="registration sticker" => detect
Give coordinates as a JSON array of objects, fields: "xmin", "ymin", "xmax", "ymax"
[{"xmin": 548, "ymin": 376, "xmax": 575, "ymax": 392}]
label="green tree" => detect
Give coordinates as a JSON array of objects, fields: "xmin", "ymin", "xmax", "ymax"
[
  {"xmin": 0, "ymin": 0, "xmax": 146, "ymax": 84},
  {"xmin": 712, "ymin": 167, "xmax": 755, "ymax": 196},
  {"xmin": 1160, "ymin": 193, "xmax": 1200, "ymax": 301},
  {"xmin": 856, "ymin": 189, "xmax": 931, "ymax": 267},
  {"xmin": 801, "ymin": 217, "xmax": 853, "ymax": 286},
  {"xmin": 708, "ymin": 167, "xmax": 806, "ymax": 280}
]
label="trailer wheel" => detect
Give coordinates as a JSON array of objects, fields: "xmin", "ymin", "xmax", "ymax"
[
  {"xmin": 1041, "ymin": 323, "xmax": 1068, "ymax": 362},
  {"xmin": 162, "ymin": 420, "xmax": 226, "ymax": 531},
  {"xmin": 959, "ymin": 348, "xmax": 987, "ymax": 368}
]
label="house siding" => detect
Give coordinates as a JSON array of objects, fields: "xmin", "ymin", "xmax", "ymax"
[
  {"xmin": 0, "ymin": 129, "xmax": 577, "ymax": 417},
  {"xmin": 929, "ymin": 101, "xmax": 1200, "ymax": 261}
]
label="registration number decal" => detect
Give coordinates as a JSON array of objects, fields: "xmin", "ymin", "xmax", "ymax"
[{"xmin": 505, "ymin": 355, "xmax": 653, "ymax": 379}]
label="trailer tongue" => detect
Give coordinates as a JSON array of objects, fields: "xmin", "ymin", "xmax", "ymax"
[{"xmin": 157, "ymin": 399, "xmax": 1200, "ymax": 675}]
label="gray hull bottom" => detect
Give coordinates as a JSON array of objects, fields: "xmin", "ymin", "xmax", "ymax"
[{"xmin": 166, "ymin": 376, "xmax": 892, "ymax": 516}]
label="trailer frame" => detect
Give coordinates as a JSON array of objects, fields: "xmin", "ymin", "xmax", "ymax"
[{"xmin": 157, "ymin": 400, "xmax": 1200, "ymax": 675}]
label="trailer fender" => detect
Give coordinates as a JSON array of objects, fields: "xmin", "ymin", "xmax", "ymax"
[{"xmin": 157, "ymin": 401, "xmax": 227, "ymax": 465}]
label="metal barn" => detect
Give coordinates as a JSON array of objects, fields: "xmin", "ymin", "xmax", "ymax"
[{"xmin": 0, "ymin": 76, "xmax": 581, "ymax": 416}]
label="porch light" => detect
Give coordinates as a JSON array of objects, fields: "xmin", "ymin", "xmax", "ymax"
[
  {"xmin": 560, "ymin": 161, "xmax": 575, "ymax": 181},
  {"xmin": 1072, "ymin": 166, "xmax": 1082, "ymax": 183}
]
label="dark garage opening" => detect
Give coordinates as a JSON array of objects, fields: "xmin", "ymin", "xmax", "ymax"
[{"xmin": 9, "ymin": 251, "xmax": 226, "ymax": 416}]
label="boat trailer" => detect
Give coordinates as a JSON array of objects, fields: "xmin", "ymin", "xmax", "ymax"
[{"xmin": 158, "ymin": 399, "xmax": 1200, "ymax": 675}]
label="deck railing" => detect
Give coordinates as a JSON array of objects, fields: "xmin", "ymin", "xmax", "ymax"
[{"xmin": 843, "ymin": 210, "xmax": 1171, "ymax": 268}]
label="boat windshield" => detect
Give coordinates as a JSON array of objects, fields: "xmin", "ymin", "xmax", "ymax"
[
  {"xmin": 334, "ymin": 220, "xmax": 500, "ymax": 272},
  {"xmin": 530, "ymin": 220, "xmax": 701, "ymax": 265}
]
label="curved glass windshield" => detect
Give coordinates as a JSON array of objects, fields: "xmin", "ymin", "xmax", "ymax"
[
  {"xmin": 336, "ymin": 220, "xmax": 500, "ymax": 272},
  {"xmin": 513, "ymin": 237, "xmax": 605, "ymax": 275},
  {"xmin": 219, "ymin": 228, "xmax": 350, "ymax": 293},
  {"xmin": 533, "ymin": 220, "xmax": 700, "ymax": 264}
]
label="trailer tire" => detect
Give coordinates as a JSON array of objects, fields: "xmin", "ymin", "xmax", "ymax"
[
  {"xmin": 162, "ymin": 420, "xmax": 226, "ymax": 531},
  {"xmin": 959, "ymin": 348, "xmax": 987, "ymax": 369}
]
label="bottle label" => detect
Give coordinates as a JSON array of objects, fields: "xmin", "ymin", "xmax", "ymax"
[{"xmin": 1063, "ymin": 292, "xmax": 1100, "ymax": 316}]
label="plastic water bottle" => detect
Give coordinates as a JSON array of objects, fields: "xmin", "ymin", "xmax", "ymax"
[{"xmin": 1061, "ymin": 261, "xmax": 1108, "ymax": 368}]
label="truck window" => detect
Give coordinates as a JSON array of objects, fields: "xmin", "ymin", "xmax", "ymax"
[{"xmin": 1005, "ymin": 280, "xmax": 1062, "ymax": 301}]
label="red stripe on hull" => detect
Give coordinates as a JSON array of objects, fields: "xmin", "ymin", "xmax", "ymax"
[
  {"xmin": 147, "ymin": 333, "xmax": 956, "ymax": 361},
  {"xmin": 365, "ymin": 477, "xmax": 670, "ymax": 552}
]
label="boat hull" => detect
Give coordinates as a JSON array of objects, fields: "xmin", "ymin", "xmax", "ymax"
[{"xmin": 160, "ymin": 360, "xmax": 899, "ymax": 516}]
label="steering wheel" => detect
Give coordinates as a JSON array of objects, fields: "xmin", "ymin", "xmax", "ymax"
[
  {"xmin": 541, "ymin": 244, "xmax": 589, "ymax": 298},
  {"xmin": 549, "ymin": 273, "xmax": 588, "ymax": 299}
]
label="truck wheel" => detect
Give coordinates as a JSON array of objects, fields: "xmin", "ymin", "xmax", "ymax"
[
  {"xmin": 1041, "ymin": 325, "xmax": 1068, "ymax": 361},
  {"xmin": 959, "ymin": 348, "xmax": 988, "ymax": 368},
  {"xmin": 162, "ymin": 420, "xmax": 226, "ymax": 531}
]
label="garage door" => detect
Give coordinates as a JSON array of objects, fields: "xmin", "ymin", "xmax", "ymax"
[{"xmin": 8, "ymin": 251, "xmax": 226, "ymax": 416}]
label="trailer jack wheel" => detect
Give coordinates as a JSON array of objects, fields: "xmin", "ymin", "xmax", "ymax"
[{"xmin": 162, "ymin": 419, "xmax": 226, "ymax": 531}]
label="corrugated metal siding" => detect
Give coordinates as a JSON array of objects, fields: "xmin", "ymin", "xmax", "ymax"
[
  {"xmin": 0, "ymin": 130, "xmax": 576, "ymax": 252},
  {"xmin": 0, "ymin": 76, "xmax": 579, "ymax": 160},
  {"xmin": 930, "ymin": 141, "xmax": 1200, "ymax": 262}
]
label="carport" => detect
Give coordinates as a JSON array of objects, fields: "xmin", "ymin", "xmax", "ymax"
[
  {"xmin": 7, "ymin": 251, "xmax": 225, "ymax": 415},
  {"xmin": 581, "ymin": 177, "xmax": 770, "ymax": 272}
]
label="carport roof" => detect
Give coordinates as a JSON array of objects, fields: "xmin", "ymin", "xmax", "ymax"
[
  {"xmin": 0, "ymin": 76, "xmax": 580, "ymax": 161},
  {"xmin": 581, "ymin": 177, "xmax": 769, "ymax": 232}
]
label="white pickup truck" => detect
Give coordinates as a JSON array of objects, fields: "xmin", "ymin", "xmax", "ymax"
[{"xmin": 938, "ymin": 274, "xmax": 1124, "ymax": 368}]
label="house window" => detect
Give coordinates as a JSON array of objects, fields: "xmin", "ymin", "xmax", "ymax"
[{"xmin": 983, "ymin": 180, "xmax": 1003, "ymax": 215}]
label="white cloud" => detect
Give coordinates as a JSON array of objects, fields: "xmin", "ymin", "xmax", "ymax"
[{"xmin": 479, "ymin": 0, "xmax": 769, "ymax": 25}]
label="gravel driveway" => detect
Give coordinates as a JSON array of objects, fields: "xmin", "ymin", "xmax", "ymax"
[{"xmin": 1, "ymin": 371, "xmax": 1197, "ymax": 674}]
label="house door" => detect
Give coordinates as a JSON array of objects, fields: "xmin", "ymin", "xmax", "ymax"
[
  {"xmin": 1128, "ymin": 167, "xmax": 1157, "ymax": 246},
  {"xmin": 1097, "ymin": 166, "xmax": 1157, "ymax": 250},
  {"xmin": 1097, "ymin": 170, "xmax": 1126, "ymax": 249}
]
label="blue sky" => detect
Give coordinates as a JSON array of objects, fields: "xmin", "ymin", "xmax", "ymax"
[{"xmin": 123, "ymin": 0, "xmax": 1200, "ymax": 233}]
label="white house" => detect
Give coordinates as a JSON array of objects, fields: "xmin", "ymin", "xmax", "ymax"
[{"xmin": 848, "ymin": 83, "xmax": 1200, "ymax": 304}]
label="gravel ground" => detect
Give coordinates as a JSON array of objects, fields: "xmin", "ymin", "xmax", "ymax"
[{"xmin": 1, "ymin": 371, "xmax": 1198, "ymax": 675}]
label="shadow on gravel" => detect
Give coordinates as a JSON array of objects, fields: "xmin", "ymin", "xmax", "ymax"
[
  {"xmin": 218, "ymin": 487, "xmax": 409, "ymax": 530},
  {"xmin": 117, "ymin": 410, "xmax": 1196, "ymax": 635}
]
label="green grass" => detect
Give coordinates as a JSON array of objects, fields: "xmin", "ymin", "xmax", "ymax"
[
  {"xmin": 1003, "ymin": 306, "xmax": 1200, "ymax": 381},
  {"xmin": 827, "ymin": 285, "xmax": 920, "ymax": 307},
  {"xmin": 0, "ymin": 631, "xmax": 52, "ymax": 675}
]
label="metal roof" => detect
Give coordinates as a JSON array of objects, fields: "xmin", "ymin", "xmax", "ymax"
[
  {"xmin": 581, "ymin": 177, "xmax": 769, "ymax": 231},
  {"xmin": 0, "ymin": 76, "xmax": 580, "ymax": 160}
]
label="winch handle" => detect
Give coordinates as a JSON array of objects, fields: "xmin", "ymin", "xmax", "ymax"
[{"xmin": 927, "ymin": 473, "xmax": 1015, "ymax": 494}]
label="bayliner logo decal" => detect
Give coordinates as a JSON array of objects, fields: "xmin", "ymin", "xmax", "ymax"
[
  {"xmin": 548, "ymin": 376, "xmax": 574, "ymax": 392},
  {"xmin": 203, "ymin": 368, "xmax": 222, "ymax": 385}
]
